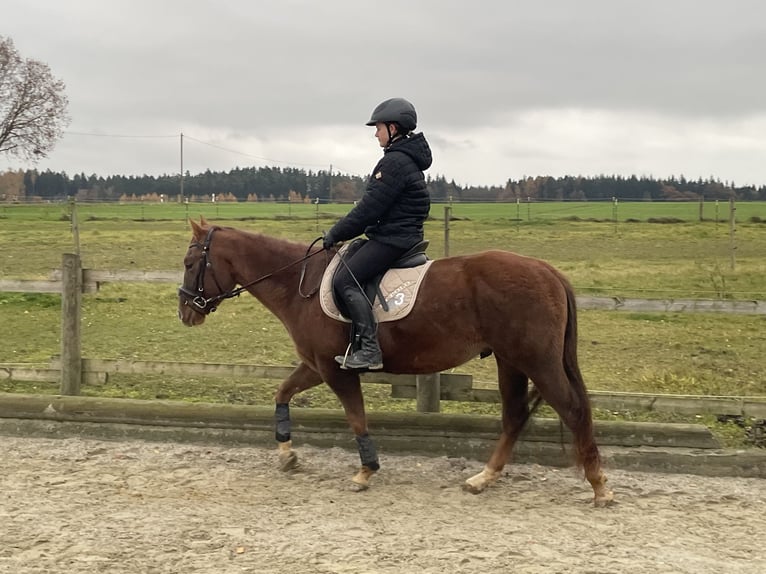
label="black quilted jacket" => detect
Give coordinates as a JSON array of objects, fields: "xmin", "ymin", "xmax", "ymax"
[{"xmin": 328, "ymin": 132, "xmax": 432, "ymax": 249}]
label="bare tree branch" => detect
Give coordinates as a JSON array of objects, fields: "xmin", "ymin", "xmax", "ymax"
[{"xmin": 0, "ymin": 36, "xmax": 70, "ymax": 162}]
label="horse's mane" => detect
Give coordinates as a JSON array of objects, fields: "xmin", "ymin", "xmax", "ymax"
[{"xmin": 208, "ymin": 224, "xmax": 312, "ymax": 254}]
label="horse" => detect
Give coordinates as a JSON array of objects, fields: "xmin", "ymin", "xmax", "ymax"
[{"xmin": 177, "ymin": 218, "xmax": 614, "ymax": 506}]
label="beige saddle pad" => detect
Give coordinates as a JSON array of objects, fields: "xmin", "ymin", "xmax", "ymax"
[{"xmin": 319, "ymin": 243, "xmax": 434, "ymax": 323}]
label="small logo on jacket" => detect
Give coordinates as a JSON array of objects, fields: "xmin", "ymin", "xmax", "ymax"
[{"xmin": 374, "ymin": 171, "xmax": 382, "ymax": 180}]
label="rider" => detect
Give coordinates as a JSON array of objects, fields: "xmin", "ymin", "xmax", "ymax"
[{"xmin": 323, "ymin": 97, "xmax": 433, "ymax": 370}]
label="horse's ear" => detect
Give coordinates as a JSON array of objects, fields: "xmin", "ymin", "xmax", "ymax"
[
  {"xmin": 200, "ymin": 215, "xmax": 209, "ymax": 227},
  {"xmin": 189, "ymin": 217, "xmax": 205, "ymax": 241}
]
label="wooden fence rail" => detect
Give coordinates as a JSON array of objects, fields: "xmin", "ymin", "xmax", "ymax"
[
  {"xmin": 1, "ymin": 269, "xmax": 764, "ymax": 314},
  {"xmin": 3, "ymin": 358, "xmax": 765, "ymax": 419}
]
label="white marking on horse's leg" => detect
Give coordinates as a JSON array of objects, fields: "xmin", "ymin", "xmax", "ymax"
[
  {"xmin": 463, "ymin": 466, "xmax": 501, "ymax": 494},
  {"xmin": 351, "ymin": 466, "xmax": 376, "ymax": 491},
  {"xmin": 277, "ymin": 440, "xmax": 298, "ymax": 471},
  {"xmin": 589, "ymin": 471, "xmax": 615, "ymax": 507}
]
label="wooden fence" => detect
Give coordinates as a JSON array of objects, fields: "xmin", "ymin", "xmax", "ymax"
[
  {"xmin": 2, "ymin": 358, "xmax": 765, "ymax": 420},
  {"xmin": 1, "ymin": 253, "xmax": 765, "ymax": 416},
  {"xmin": 1, "ymin": 266, "xmax": 764, "ymax": 314}
]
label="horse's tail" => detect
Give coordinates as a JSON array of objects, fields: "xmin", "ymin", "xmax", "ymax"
[{"xmin": 558, "ymin": 272, "xmax": 600, "ymax": 468}]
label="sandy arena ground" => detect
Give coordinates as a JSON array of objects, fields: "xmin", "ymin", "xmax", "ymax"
[{"xmin": 1, "ymin": 435, "xmax": 764, "ymax": 574}]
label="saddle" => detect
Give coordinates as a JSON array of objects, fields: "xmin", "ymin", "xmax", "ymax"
[{"xmin": 319, "ymin": 239, "xmax": 434, "ymax": 323}]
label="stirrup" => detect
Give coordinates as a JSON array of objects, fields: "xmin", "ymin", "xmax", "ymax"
[
  {"xmin": 335, "ymin": 343, "xmax": 353, "ymax": 369},
  {"xmin": 334, "ymin": 347, "xmax": 383, "ymax": 371}
]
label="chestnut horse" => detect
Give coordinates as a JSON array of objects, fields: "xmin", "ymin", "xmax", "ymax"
[{"xmin": 177, "ymin": 219, "xmax": 613, "ymax": 506}]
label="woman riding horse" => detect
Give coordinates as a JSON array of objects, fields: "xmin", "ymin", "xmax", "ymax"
[{"xmin": 323, "ymin": 97, "xmax": 432, "ymax": 371}]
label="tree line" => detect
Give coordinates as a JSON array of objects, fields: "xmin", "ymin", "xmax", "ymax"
[{"xmin": 1, "ymin": 166, "xmax": 764, "ymax": 203}]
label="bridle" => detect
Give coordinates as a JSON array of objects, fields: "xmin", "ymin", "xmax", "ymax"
[{"xmin": 178, "ymin": 226, "xmax": 326, "ymax": 315}]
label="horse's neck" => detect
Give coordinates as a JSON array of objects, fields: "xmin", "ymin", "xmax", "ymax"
[{"xmin": 230, "ymin": 230, "xmax": 309, "ymax": 318}]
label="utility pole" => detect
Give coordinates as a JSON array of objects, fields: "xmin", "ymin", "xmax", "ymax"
[{"xmin": 328, "ymin": 163, "xmax": 333, "ymax": 202}]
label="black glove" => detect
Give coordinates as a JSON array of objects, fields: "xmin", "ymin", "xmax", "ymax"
[{"xmin": 322, "ymin": 231, "xmax": 336, "ymax": 250}]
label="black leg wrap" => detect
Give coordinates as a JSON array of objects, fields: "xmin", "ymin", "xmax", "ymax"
[
  {"xmin": 356, "ymin": 433, "xmax": 380, "ymax": 471},
  {"xmin": 275, "ymin": 402, "xmax": 291, "ymax": 442}
]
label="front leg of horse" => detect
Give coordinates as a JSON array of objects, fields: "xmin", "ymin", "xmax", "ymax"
[
  {"xmin": 275, "ymin": 404, "xmax": 298, "ymax": 471},
  {"xmin": 351, "ymin": 433, "xmax": 380, "ymax": 491},
  {"xmin": 273, "ymin": 363, "xmax": 324, "ymax": 472},
  {"xmin": 324, "ymin": 370, "xmax": 379, "ymax": 490}
]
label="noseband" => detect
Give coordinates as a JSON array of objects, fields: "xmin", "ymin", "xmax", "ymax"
[
  {"xmin": 178, "ymin": 227, "xmax": 229, "ymax": 314},
  {"xmin": 178, "ymin": 227, "xmax": 325, "ymax": 315}
]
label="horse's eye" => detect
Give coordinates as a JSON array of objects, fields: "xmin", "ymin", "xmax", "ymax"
[{"xmin": 184, "ymin": 263, "xmax": 193, "ymax": 271}]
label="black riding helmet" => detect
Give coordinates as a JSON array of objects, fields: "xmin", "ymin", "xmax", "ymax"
[{"xmin": 366, "ymin": 98, "xmax": 418, "ymax": 132}]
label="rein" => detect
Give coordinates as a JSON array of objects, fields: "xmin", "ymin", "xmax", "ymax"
[{"xmin": 178, "ymin": 227, "xmax": 326, "ymax": 314}]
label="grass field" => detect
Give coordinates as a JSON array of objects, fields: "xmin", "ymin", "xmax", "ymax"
[
  {"xmin": 2, "ymin": 197, "xmax": 766, "ymax": 224},
  {"xmin": 2, "ymin": 200, "xmax": 765, "ymax": 298},
  {"xmin": 1, "ymin": 201, "xmax": 765, "ymax": 446}
]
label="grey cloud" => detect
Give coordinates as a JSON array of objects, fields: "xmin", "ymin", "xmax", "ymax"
[{"xmin": 4, "ymin": 0, "xmax": 766, "ymax": 185}]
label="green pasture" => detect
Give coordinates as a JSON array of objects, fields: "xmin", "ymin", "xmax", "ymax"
[
  {"xmin": 1, "ymin": 201, "xmax": 765, "ymax": 447},
  {"xmin": 2, "ymin": 198, "xmax": 765, "ymax": 224},
  {"xmin": 2, "ymin": 201, "xmax": 765, "ymax": 299},
  {"xmin": 446, "ymin": 199, "xmax": 766, "ymax": 223}
]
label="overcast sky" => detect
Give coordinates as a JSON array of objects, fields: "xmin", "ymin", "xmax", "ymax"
[{"xmin": 4, "ymin": 0, "xmax": 766, "ymax": 187}]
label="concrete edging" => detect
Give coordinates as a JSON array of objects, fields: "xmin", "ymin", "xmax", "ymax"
[{"xmin": 0, "ymin": 393, "xmax": 763, "ymax": 478}]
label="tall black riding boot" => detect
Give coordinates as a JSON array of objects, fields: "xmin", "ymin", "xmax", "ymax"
[{"xmin": 335, "ymin": 289, "xmax": 383, "ymax": 371}]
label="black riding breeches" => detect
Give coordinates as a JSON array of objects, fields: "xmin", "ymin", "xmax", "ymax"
[{"xmin": 332, "ymin": 240, "xmax": 406, "ymax": 300}]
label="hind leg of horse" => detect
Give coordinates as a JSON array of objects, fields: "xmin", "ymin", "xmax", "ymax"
[
  {"xmin": 465, "ymin": 364, "xmax": 529, "ymax": 493},
  {"xmin": 323, "ymin": 370, "xmax": 379, "ymax": 490},
  {"xmin": 273, "ymin": 362, "xmax": 324, "ymax": 471},
  {"xmin": 531, "ymin": 365, "xmax": 613, "ymax": 507}
]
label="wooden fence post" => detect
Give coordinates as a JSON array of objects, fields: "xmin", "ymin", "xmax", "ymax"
[
  {"xmin": 715, "ymin": 199, "xmax": 719, "ymax": 228},
  {"xmin": 416, "ymin": 373, "xmax": 440, "ymax": 413},
  {"xmin": 729, "ymin": 197, "xmax": 736, "ymax": 271},
  {"xmin": 69, "ymin": 198, "xmax": 80, "ymax": 255},
  {"xmin": 443, "ymin": 206, "xmax": 451, "ymax": 257},
  {"xmin": 60, "ymin": 253, "xmax": 82, "ymax": 395}
]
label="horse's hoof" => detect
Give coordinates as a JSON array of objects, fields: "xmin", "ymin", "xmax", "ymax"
[
  {"xmin": 277, "ymin": 441, "xmax": 298, "ymax": 471},
  {"xmin": 279, "ymin": 451, "xmax": 298, "ymax": 471},
  {"xmin": 462, "ymin": 481, "xmax": 485, "ymax": 495},
  {"xmin": 463, "ymin": 467, "xmax": 499, "ymax": 494},
  {"xmin": 589, "ymin": 471, "xmax": 614, "ymax": 507},
  {"xmin": 350, "ymin": 481, "xmax": 369, "ymax": 492},
  {"xmin": 593, "ymin": 490, "xmax": 615, "ymax": 508},
  {"xmin": 351, "ymin": 466, "xmax": 375, "ymax": 490}
]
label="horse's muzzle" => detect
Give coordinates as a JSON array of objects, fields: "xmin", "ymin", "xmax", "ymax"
[{"xmin": 177, "ymin": 293, "xmax": 208, "ymax": 327}]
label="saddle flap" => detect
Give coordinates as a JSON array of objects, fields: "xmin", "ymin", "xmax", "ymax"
[{"xmin": 319, "ymin": 242, "xmax": 433, "ymax": 324}]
